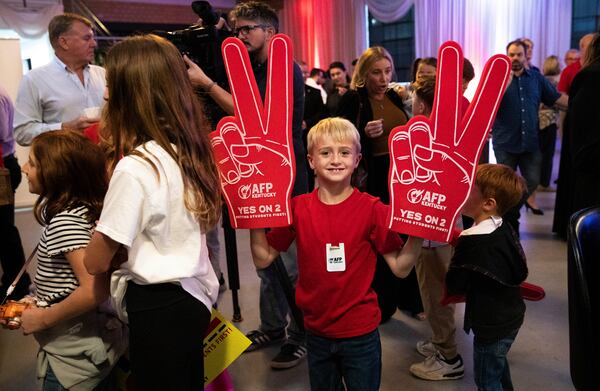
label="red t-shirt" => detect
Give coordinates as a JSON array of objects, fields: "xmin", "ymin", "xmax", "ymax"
[
  {"xmin": 267, "ymin": 188, "xmax": 403, "ymax": 338},
  {"xmin": 558, "ymin": 61, "xmax": 581, "ymax": 94}
]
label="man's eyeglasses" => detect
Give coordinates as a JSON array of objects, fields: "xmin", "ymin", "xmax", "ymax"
[{"xmin": 233, "ymin": 24, "xmax": 269, "ymax": 37}]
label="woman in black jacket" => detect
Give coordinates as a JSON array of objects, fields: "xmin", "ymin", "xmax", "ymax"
[
  {"xmin": 336, "ymin": 47, "xmax": 407, "ymax": 202},
  {"xmin": 568, "ymin": 32, "xmax": 600, "ymax": 215},
  {"xmin": 336, "ymin": 47, "xmax": 424, "ymax": 322}
]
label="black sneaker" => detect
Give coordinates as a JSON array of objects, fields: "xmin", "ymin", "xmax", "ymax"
[
  {"xmin": 270, "ymin": 343, "xmax": 307, "ymax": 369},
  {"xmin": 245, "ymin": 329, "xmax": 285, "ymax": 352}
]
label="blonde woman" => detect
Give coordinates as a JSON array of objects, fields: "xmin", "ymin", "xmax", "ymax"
[{"xmin": 336, "ymin": 47, "xmax": 424, "ymax": 323}]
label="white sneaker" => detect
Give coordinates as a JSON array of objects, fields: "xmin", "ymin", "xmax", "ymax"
[
  {"xmin": 410, "ymin": 352, "xmax": 464, "ymax": 381},
  {"xmin": 416, "ymin": 340, "xmax": 437, "ymax": 357}
]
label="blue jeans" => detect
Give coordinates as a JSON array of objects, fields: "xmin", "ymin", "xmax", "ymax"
[
  {"xmin": 473, "ymin": 329, "xmax": 519, "ymax": 391},
  {"xmin": 257, "ymin": 241, "xmax": 304, "ymax": 345},
  {"xmin": 493, "ymin": 149, "xmax": 542, "ymax": 196},
  {"xmin": 306, "ymin": 329, "xmax": 381, "ymax": 391},
  {"xmin": 492, "ymin": 149, "xmax": 541, "ymax": 234}
]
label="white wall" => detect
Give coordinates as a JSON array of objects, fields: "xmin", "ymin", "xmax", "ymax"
[{"xmin": 0, "ymin": 37, "xmax": 38, "ymax": 207}]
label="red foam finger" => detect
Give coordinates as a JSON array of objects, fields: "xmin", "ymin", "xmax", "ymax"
[
  {"xmin": 222, "ymin": 38, "xmax": 264, "ymax": 138},
  {"xmin": 215, "ymin": 34, "xmax": 298, "ymax": 229},
  {"xmin": 430, "ymin": 41, "xmax": 462, "ymax": 147},
  {"xmin": 210, "ymin": 134, "xmax": 240, "ymax": 185},
  {"xmin": 414, "ymin": 146, "xmax": 469, "ymax": 184},
  {"xmin": 408, "ymin": 117, "xmax": 433, "ymax": 177},
  {"xmin": 264, "ymin": 35, "xmax": 293, "ymax": 146},
  {"xmin": 459, "ymin": 54, "xmax": 510, "ymax": 163},
  {"xmin": 389, "ymin": 127, "xmax": 413, "ymax": 185}
]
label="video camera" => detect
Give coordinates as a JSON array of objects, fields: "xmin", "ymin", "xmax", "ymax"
[{"xmin": 154, "ymin": 1, "xmax": 230, "ymax": 85}]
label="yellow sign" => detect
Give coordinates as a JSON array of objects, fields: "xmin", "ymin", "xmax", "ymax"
[{"xmin": 203, "ymin": 309, "xmax": 251, "ymax": 386}]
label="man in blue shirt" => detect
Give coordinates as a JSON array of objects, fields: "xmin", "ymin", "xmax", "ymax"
[{"xmin": 492, "ymin": 40, "xmax": 567, "ymax": 233}]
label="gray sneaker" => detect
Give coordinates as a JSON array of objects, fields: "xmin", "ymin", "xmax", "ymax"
[
  {"xmin": 410, "ymin": 352, "xmax": 464, "ymax": 380},
  {"xmin": 416, "ymin": 340, "xmax": 437, "ymax": 357}
]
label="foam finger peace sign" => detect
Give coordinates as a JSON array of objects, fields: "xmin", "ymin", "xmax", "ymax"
[
  {"xmin": 388, "ymin": 41, "xmax": 511, "ymax": 242},
  {"xmin": 210, "ymin": 34, "xmax": 296, "ymax": 228}
]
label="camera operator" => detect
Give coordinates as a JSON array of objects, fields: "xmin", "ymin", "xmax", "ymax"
[{"xmin": 186, "ymin": 1, "xmax": 309, "ymax": 370}]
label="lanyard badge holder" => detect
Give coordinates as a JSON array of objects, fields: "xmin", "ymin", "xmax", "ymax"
[{"xmin": 326, "ymin": 243, "xmax": 346, "ymax": 272}]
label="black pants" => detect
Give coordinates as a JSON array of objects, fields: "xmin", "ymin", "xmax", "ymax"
[
  {"xmin": 539, "ymin": 124, "xmax": 557, "ymax": 187},
  {"xmin": 126, "ymin": 282, "xmax": 211, "ymax": 391},
  {"xmin": 0, "ymin": 154, "xmax": 30, "ymax": 295}
]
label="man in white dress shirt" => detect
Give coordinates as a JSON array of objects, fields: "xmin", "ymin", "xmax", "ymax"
[
  {"xmin": 305, "ymin": 67, "xmax": 327, "ymax": 104},
  {"xmin": 14, "ymin": 13, "xmax": 105, "ymax": 146}
]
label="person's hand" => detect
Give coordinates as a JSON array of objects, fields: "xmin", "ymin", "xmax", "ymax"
[
  {"xmin": 337, "ymin": 86, "xmax": 348, "ymax": 96},
  {"xmin": 388, "ymin": 41, "xmax": 510, "ymax": 242},
  {"xmin": 364, "ymin": 119, "xmax": 384, "ymax": 138},
  {"xmin": 20, "ymin": 305, "xmax": 47, "ymax": 334},
  {"xmin": 61, "ymin": 116, "xmax": 99, "ymax": 131},
  {"xmin": 210, "ymin": 35, "xmax": 295, "ymax": 229},
  {"xmin": 183, "ymin": 55, "xmax": 213, "ymax": 89}
]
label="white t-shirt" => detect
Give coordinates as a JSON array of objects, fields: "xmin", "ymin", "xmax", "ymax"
[{"xmin": 96, "ymin": 141, "xmax": 218, "ymax": 316}]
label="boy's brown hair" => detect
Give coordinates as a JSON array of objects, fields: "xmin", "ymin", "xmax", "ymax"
[
  {"xmin": 475, "ymin": 164, "xmax": 526, "ymax": 216},
  {"xmin": 412, "ymin": 76, "xmax": 436, "ymax": 111}
]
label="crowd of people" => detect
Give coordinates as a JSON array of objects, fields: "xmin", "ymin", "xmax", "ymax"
[{"xmin": 1, "ymin": 1, "xmax": 599, "ymax": 390}]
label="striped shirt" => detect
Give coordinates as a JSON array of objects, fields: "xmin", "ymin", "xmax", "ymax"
[{"xmin": 34, "ymin": 205, "xmax": 93, "ymax": 305}]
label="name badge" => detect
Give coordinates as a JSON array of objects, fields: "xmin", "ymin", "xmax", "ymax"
[{"xmin": 326, "ymin": 243, "xmax": 346, "ymax": 272}]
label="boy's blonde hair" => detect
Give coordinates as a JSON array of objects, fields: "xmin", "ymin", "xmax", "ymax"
[
  {"xmin": 307, "ymin": 117, "xmax": 361, "ymax": 154},
  {"xmin": 475, "ymin": 164, "xmax": 526, "ymax": 216}
]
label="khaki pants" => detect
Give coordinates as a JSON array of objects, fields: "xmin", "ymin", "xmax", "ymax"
[{"xmin": 415, "ymin": 245, "xmax": 457, "ymax": 359}]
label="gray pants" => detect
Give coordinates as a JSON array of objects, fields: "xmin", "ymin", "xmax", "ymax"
[{"xmin": 257, "ymin": 242, "xmax": 304, "ymax": 345}]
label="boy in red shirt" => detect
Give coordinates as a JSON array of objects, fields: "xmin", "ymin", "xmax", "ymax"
[{"xmin": 250, "ymin": 117, "xmax": 423, "ymax": 390}]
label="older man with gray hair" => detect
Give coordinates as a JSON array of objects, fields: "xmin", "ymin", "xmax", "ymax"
[{"xmin": 14, "ymin": 13, "xmax": 105, "ymax": 146}]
